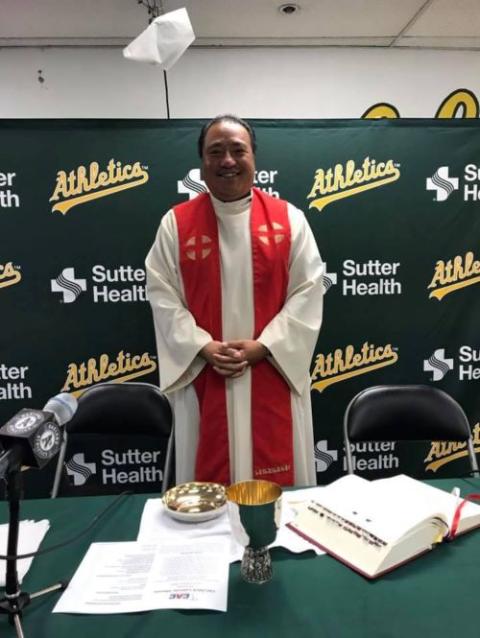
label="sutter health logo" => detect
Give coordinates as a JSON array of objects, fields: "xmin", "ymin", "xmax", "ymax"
[
  {"xmin": 424, "ymin": 346, "xmax": 480, "ymax": 382},
  {"xmin": 426, "ymin": 167, "xmax": 459, "ymax": 201},
  {"xmin": 314, "ymin": 440, "xmax": 399, "ymax": 473},
  {"xmin": 66, "ymin": 449, "xmax": 163, "ymax": 487},
  {"xmin": 423, "ymin": 349, "xmax": 454, "ymax": 381},
  {"xmin": 61, "ymin": 351, "xmax": 157, "ymax": 397},
  {"xmin": 66, "ymin": 453, "xmax": 97, "ymax": 486},
  {"xmin": 424, "ymin": 423, "xmax": 480, "ymax": 472},
  {"xmin": 311, "ymin": 342, "xmax": 398, "ymax": 392},
  {"xmin": 0, "ymin": 363, "xmax": 32, "ymax": 401},
  {"xmin": 325, "ymin": 259, "xmax": 402, "ymax": 296},
  {"xmin": 51, "ymin": 268, "xmax": 86, "ymax": 303},
  {"xmin": 307, "ymin": 157, "xmax": 400, "ymax": 212},
  {"xmin": 49, "ymin": 159, "xmax": 149, "ymax": 215},
  {"xmin": 426, "ymin": 163, "xmax": 480, "ymax": 202},
  {"xmin": 177, "ymin": 167, "xmax": 280, "ymax": 199},
  {"xmin": 0, "ymin": 262, "xmax": 21, "ymax": 290},
  {"xmin": 51, "ymin": 265, "xmax": 147, "ymax": 303},
  {"xmin": 322, "ymin": 263, "xmax": 337, "ymax": 294},
  {"xmin": 314, "ymin": 440, "xmax": 338, "ymax": 472},
  {"xmin": 0, "ymin": 170, "xmax": 20, "ymax": 209},
  {"xmin": 428, "ymin": 250, "xmax": 480, "ymax": 300}
]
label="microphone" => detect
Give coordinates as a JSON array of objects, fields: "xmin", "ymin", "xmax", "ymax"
[{"xmin": 0, "ymin": 393, "xmax": 78, "ymax": 477}]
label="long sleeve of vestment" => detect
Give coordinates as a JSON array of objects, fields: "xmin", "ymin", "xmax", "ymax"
[
  {"xmin": 257, "ymin": 204, "xmax": 324, "ymax": 396},
  {"xmin": 145, "ymin": 210, "xmax": 212, "ymax": 393}
]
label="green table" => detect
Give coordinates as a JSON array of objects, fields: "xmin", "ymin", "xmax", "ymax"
[{"xmin": 1, "ymin": 478, "xmax": 480, "ymax": 638}]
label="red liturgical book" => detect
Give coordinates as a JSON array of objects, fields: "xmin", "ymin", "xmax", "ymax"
[{"xmin": 288, "ymin": 474, "xmax": 480, "ymax": 579}]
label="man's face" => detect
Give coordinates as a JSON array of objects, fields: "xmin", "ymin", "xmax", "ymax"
[{"xmin": 201, "ymin": 121, "xmax": 255, "ymax": 202}]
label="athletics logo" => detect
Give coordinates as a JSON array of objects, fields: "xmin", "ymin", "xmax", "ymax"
[
  {"xmin": 428, "ymin": 251, "xmax": 480, "ymax": 300},
  {"xmin": 425, "ymin": 423, "xmax": 480, "ymax": 472},
  {"xmin": 423, "ymin": 348, "xmax": 454, "ymax": 381},
  {"xmin": 307, "ymin": 157, "xmax": 400, "ymax": 212},
  {"xmin": 311, "ymin": 342, "xmax": 398, "ymax": 393},
  {"xmin": 314, "ymin": 440, "xmax": 338, "ymax": 472},
  {"xmin": 61, "ymin": 350, "xmax": 157, "ymax": 397},
  {"xmin": 426, "ymin": 166, "xmax": 459, "ymax": 202},
  {"xmin": 0, "ymin": 262, "xmax": 21, "ymax": 290},
  {"xmin": 51, "ymin": 268, "xmax": 87, "ymax": 303},
  {"xmin": 177, "ymin": 169, "xmax": 208, "ymax": 199},
  {"xmin": 322, "ymin": 263, "xmax": 337, "ymax": 294},
  {"xmin": 50, "ymin": 159, "xmax": 149, "ymax": 215},
  {"xmin": 65, "ymin": 453, "xmax": 97, "ymax": 486}
]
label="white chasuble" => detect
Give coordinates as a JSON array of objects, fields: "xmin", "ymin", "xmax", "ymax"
[{"xmin": 145, "ymin": 192, "xmax": 324, "ymax": 486}]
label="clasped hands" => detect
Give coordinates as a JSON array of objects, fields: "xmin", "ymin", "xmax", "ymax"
[{"xmin": 200, "ymin": 340, "xmax": 269, "ymax": 378}]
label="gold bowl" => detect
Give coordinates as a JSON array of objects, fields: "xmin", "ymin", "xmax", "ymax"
[{"xmin": 163, "ymin": 482, "xmax": 227, "ymax": 522}]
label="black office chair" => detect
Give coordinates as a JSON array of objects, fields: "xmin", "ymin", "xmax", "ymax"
[
  {"xmin": 51, "ymin": 382, "xmax": 174, "ymax": 498},
  {"xmin": 344, "ymin": 384, "xmax": 479, "ymax": 476}
]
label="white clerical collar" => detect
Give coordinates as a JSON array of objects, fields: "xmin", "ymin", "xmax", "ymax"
[{"xmin": 209, "ymin": 191, "xmax": 252, "ymax": 216}]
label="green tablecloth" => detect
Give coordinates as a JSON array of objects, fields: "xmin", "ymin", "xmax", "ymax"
[{"xmin": 1, "ymin": 478, "xmax": 480, "ymax": 638}]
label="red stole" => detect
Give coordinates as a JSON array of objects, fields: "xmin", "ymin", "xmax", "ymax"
[{"xmin": 174, "ymin": 188, "xmax": 294, "ymax": 485}]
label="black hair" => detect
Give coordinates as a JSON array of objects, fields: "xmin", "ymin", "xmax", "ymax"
[{"xmin": 197, "ymin": 114, "xmax": 257, "ymax": 158}]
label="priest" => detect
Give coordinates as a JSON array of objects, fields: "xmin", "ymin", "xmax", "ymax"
[{"xmin": 145, "ymin": 115, "xmax": 324, "ymax": 486}]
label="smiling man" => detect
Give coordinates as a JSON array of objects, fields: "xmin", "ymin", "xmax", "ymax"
[{"xmin": 146, "ymin": 115, "xmax": 324, "ymax": 487}]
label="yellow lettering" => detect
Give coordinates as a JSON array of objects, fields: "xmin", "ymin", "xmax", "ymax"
[
  {"xmin": 50, "ymin": 160, "xmax": 149, "ymax": 214},
  {"xmin": 362, "ymin": 103, "xmax": 400, "ymax": 119},
  {"xmin": 436, "ymin": 89, "xmax": 479, "ymax": 119},
  {"xmin": 62, "ymin": 351, "xmax": 157, "ymax": 397},
  {"xmin": 311, "ymin": 343, "xmax": 398, "ymax": 392},
  {"xmin": 62, "ymin": 364, "xmax": 79, "ymax": 392},
  {"xmin": 0, "ymin": 262, "xmax": 21, "ymax": 289},
  {"xmin": 49, "ymin": 171, "xmax": 69, "ymax": 202}
]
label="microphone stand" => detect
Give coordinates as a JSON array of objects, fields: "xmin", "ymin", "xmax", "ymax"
[{"xmin": 0, "ymin": 464, "xmax": 67, "ymax": 638}]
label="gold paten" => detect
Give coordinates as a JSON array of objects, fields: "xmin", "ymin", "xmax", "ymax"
[{"xmin": 163, "ymin": 482, "xmax": 226, "ymax": 514}]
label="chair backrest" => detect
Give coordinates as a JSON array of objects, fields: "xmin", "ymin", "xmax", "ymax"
[
  {"xmin": 51, "ymin": 382, "xmax": 174, "ymax": 497},
  {"xmin": 67, "ymin": 382, "xmax": 172, "ymax": 437},
  {"xmin": 344, "ymin": 384, "xmax": 479, "ymax": 475}
]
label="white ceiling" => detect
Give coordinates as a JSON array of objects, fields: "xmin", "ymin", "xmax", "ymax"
[{"xmin": 1, "ymin": 0, "xmax": 480, "ymax": 49}]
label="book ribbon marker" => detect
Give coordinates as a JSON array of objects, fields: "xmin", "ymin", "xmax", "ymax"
[{"xmin": 448, "ymin": 493, "xmax": 480, "ymax": 540}]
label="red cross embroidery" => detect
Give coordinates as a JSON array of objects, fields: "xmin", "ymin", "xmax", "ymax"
[
  {"xmin": 185, "ymin": 235, "xmax": 212, "ymax": 260},
  {"xmin": 258, "ymin": 222, "xmax": 285, "ymax": 246}
]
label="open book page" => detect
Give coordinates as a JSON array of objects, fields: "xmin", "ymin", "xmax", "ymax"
[
  {"xmin": 372, "ymin": 475, "xmax": 480, "ymax": 535},
  {"xmin": 307, "ymin": 474, "xmax": 451, "ymax": 545},
  {"xmin": 290, "ymin": 475, "xmax": 480, "ymax": 578}
]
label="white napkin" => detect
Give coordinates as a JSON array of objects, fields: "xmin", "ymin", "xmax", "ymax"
[
  {"xmin": 137, "ymin": 488, "xmax": 326, "ymax": 562},
  {"xmin": 123, "ymin": 8, "xmax": 195, "ymax": 69},
  {"xmin": 0, "ymin": 520, "xmax": 50, "ymax": 586}
]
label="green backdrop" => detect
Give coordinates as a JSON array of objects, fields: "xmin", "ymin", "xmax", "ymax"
[{"xmin": 1, "ymin": 119, "xmax": 479, "ymax": 496}]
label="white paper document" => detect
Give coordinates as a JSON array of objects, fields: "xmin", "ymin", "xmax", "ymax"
[
  {"xmin": 137, "ymin": 489, "xmax": 326, "ymax": 562},
  {"xmin": 0, "ymin": 519, "xmax": 50, "ymax": 586},
  {"xmin": 53, "ymin": 539, "xmax": 229, "ymax": 614}
]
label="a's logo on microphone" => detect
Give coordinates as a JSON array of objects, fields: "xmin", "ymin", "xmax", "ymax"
[
  {"xmin": 426, "ymin": 166, "xmax": 459, "ymax": 201},
  {"xmin": 6, "ymin": 411, "xmax": 42, "ymax": 434},
  {"xmin": 65, "ymin": 453, "xmax": 97, "ymax": 486},
  {"xmin": 177, "ymin": 168, "xmax": 208, "ymax": 200},
  {"xmin": 51, "ymin": 267, "xmax": 87, "ymax": 303},
  {"xmin": 34, "ymin": 423, "xmax": 61, "ymax": 459},
  {"xmin": 423, "ymin": 348, "xmax": 454, "ymax": 381}
]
